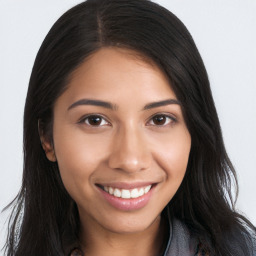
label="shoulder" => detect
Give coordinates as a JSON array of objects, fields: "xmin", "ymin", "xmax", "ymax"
[
  {"xmin": 251, "ymin": 233, "xmax": 256, "ymax": 256},
  {"xmin": 164, "ymin": 217, "xmax": 200, "ymax": 256},
  {"xmin": 164, "ymin": 216, "xmax": 213, "ymax": 256}
]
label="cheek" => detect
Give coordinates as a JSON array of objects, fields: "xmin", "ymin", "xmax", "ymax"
[
  {"xmin": 168, "ymin": 140, "xmax": 191, "ymax": 173},
  {"xmin": 153, "ymin": 128, "xmax": 191, "ymax": 180},
  {"xmin": 53, "ymin": 128, "xmax": 109, "ymax": 198}
]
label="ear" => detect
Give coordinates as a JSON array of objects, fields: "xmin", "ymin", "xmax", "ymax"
[
  {"xmin": 38, "ymin": 120, "xmax": 56, "ymax": 162},
  {"xmin": 40, "ymin": 138, "xmax": 57, "ymax": 162}
]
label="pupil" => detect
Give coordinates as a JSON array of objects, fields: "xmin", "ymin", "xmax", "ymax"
[
  {"xmin": 153, "ymin": 115, "xmax": 166, "ymax": 125},
  {"xmin": 88, "ymin": 116, "xmax": 101, "ymax": 125}
]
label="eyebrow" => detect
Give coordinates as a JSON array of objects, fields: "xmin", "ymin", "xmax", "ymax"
[
  {"xmin": 68, "ymin": 99, "xmax": 117, "ymax": 111},
  {"xmin": 143, "ymin": 99, "xmax": 181, "ymax": 110},
  {"xmin": 67, "ymin": 98, "xmax": 180, "ymax": 111}
]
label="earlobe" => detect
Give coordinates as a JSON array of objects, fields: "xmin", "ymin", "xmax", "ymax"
[
  {"xmin": 38, "ymin": 120, "xmax": 56, "ymax": 162},
  {"xmin": 41, "ymin": 140, "xmax": 57, "ymax": 162}
]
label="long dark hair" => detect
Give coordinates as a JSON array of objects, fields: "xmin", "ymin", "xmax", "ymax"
[{"xmin": 3, "ymin": 0, "xmax": 255, "ymax": 255}]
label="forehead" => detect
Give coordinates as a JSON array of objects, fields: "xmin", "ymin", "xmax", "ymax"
[
  {"xmin": 55, "ymin": 47, "xmax": 177, "ymax": 110},
  {"xmin": 71, "ymin": 47, "xmax": 168, "ymax": 81}
]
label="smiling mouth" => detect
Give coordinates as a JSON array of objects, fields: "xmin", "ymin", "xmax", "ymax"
[{"xmin": 97, "ymin": 184, "xmax": 154, "ymax": 199}]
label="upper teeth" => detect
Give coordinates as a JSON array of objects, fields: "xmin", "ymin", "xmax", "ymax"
[{"xmin": 103, "ymin": 185, "xmax": 152, "ymax": 199}]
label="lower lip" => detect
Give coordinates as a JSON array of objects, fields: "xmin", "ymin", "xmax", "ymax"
[{"xmin": 98, "ymin": 186, "xmax": 155, "ymax": 211}]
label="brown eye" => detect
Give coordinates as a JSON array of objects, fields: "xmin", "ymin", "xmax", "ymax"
[
  {"xmin": 83, "ymin": 115, "xmax": 109, "ymax": 126},
  {"xmin": 152, "ymin": 115, "xmax": 166, "ymax": 125},
  {"xmin": 147, "ymin": 114, "xmax": 176, "ymax": 126}
]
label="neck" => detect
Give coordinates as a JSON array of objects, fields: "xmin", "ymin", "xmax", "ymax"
[{"xmin": 79, "ymin": 215, "xmax": 167, "ymax": 256}]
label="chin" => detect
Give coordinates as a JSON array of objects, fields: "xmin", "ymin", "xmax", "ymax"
[{"xmin": 99, "ymin": 213, "xmax": 161, "ymax": 235}]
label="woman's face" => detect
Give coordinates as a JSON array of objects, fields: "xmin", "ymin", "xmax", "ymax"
[{"xmin": 46, "ymin": 48, "xmax": 191, "ymax": 234}]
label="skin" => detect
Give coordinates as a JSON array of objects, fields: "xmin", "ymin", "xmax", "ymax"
[{"xmin": 42, "ymin": 47, "xmax": 191, "ymax": 256}]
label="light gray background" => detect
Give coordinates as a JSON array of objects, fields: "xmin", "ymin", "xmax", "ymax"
[{"xmin": 0, "ymin": 0, "xmax": 255, "ymax": 253}]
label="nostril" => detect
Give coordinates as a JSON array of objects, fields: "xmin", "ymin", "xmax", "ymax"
[
  {"xmin": 107, "ymin": 130, "xmax": 151, "ymax": 172},
  {"xmin": 108, "ymin": 149, "xmax": 151, "ymax": 173}
]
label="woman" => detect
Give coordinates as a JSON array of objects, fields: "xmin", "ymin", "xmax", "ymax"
[{"xmin": 4, "ymin": 0, "xmax": 255, "ymax": 255}]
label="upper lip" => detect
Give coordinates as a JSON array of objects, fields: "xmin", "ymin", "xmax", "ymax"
[{"xmin": 96, "ymin": 181, "xmax": 156, "ymax": 190}]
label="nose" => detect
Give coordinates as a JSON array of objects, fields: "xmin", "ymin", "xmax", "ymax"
[{"xmin": 108, "ymin": 127, "xmax": 151, "ymax": 173}]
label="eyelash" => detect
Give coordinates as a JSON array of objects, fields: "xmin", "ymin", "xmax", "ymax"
[
  {"xmin": 78, "ymin": 114, "xmax": 111, "ymax": 127},
  {"xmin": 146, "ymin": 113, "xmax": 177, "ymax": 126},
  {"xmin": 78, "ymin": 113, "xmax": 177, "ymax": 127}
]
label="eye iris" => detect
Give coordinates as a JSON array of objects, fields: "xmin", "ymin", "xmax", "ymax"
[
  {"xmin": 88, "ymin": 116, "xmax": 102, "ymax": 125},
  {"xmin": 153, "ymin": 115, "xmax": 166, "ymax": 125}
]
